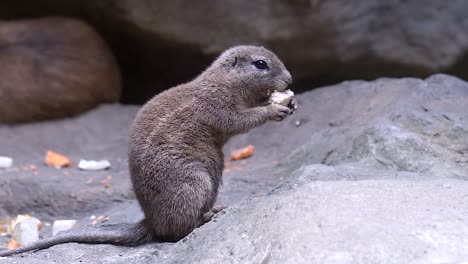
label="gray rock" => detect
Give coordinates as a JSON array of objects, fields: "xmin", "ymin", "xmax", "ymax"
[
  {"xmin": 2, "ymin": 1, "xmax": 468, "ymax": 103},
  {"xmin": 102, "ymin": 0, "xmax": 468, "ymax": 80},
  {"xmin": 0, "ymin": 74, "xmax": 467, "ymax": 263},
  {"xmin": 170, "ymin": 177, "xmax": 468, "ymax": 264},
  {"xmin": 282, "ymin": 74, "xmax": 468, "ymax": 179}
]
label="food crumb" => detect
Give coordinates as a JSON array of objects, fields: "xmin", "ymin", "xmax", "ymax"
[
  {"xmin": 7, "ymin": 239, "xmax": 20, "ymax": 249},
  {"xmin": 230, "ymin": 145, "xmax": 255, "ymax": 161},
  {"xmin": 45, "ymin": 150, "xmax": 72, "ymax": 168}
]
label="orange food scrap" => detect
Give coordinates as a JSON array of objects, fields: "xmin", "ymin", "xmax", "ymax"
[
  {"xmin": 98, "ymin": 176, "xmax": 112, "ymax": 188},
  {"xmin": 224, "ymin": 161, "xmax": 231, "ymax": 167},
  {"xmin": 223, "ymin": 168, "xmax": 231, "ymax": 174},
  {"xmin": 7, "ymin": 239, "xmax": 20, "ymax": 250},
  {"xmin": 45, "ymin": 150, "xmax": 71, "ymax": 168},
  {"xmin": 91, "ymin": 220, "xmax": 98, "ymax": 225},
  {"xmin": 230, "ymin": 145, "xmax": 255, "ymax": 161},
  {"xmin": 234, "ymin": 166, "xmax": 243, "ymax": 171}
]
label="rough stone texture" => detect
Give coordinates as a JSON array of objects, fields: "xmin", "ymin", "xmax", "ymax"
[
  {"xmin": 170, "ymin": 178, "xmax": 468, "ymax": 264},
  {"xmin": 0, "ymin": 74, "xmax": 467, "ymax": 263},
  {"xmin": 107, "ymin": 0, "xmax": 468, "ymax": 78},
  {"xmin": 0, "ymin": 16, "xmax": 121, "ymax": 123},
  {"xmin": 1, "ymin": 1, "xmax": 468, "ymax": 103},
  {"xmin": 0, "ymin": 104, "xmax": 137, "ymax": 219}
]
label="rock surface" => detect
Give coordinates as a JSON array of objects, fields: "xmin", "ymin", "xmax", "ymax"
[
  {"xmin": 103, "ymin": 0, "xmax": 468, "ymax": 79},
  {"xmin": 0, "ymin": 74, "xmax": 467, "ymax": 263},
  {"xmin": 0, "ymin": 16, "xmax": 121, "ymax": 123},
  {"xmin": 1, "ymin": 1, "xmax": 468, "ymax": 103}
]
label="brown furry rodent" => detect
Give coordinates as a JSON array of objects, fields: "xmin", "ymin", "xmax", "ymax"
[
  {"xmin": 0, "ymin": 17, "xmax": 121, "ymax": 124},
  {"xmin": 0, "ymin": 45, "xmax": 295, "ymax": 256}
]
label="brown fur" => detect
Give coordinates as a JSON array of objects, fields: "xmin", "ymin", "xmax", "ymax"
[
  {"xmin": 129, "ymin": 45, "xmax": 295, "ymax": 241},
  {"xmin": 0, "ymin": 16, "xmax": 121, "ymax": 123},
  {"xmin": 0, "ymin": 45, "xmax": 294, "ymax": 257}
]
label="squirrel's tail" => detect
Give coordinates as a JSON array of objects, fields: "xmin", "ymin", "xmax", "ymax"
[{"xmin": 0, "ymin": 220, "xmax": 153, "ymax": 257}]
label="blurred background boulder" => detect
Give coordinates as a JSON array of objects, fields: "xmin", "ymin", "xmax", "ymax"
[
  {"xmin": 0, "ymin": 0, "xmax": 467, "ymax": 109},
  {"xmin": 0, "ymin": 16, "xmax": 121, "ymax": 123}
]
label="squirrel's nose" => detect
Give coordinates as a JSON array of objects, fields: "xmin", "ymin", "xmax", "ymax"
[{"xmin": 284, "ymin": 71, "xmax": 293, "ymax": 85}]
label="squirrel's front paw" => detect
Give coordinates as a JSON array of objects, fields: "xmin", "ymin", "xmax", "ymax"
[
  {"xmin": 267, "ymin": 104, "xmax": 292, "ymax": 121},
  {"xmin": 287, "ymin": 98, "xmax": 298, "ymax": 115}
]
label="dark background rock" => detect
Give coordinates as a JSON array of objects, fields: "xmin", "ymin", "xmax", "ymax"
[
  {"xmin": 0, "ymin": 16, "xmax": 121, "ymax": 123},
  {"xmin": 1, "ymin": 0, "xmax": 467, "ymax": 104},
  {"xmin": 0, "ymin": 74, "xmax": 467, "ymax": 263}
]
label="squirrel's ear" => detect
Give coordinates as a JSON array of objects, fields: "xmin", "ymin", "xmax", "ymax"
[{"xmin": 231, "ymin": 56, "xmax": 238, "ymax": 67}]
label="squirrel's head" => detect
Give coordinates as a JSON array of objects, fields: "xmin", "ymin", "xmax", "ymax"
[{"xmin": 205, "ymin": 45, "xmax": 293, "ymax": 104}]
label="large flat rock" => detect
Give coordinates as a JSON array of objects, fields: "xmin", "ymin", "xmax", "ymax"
[
  {"xmin": 170, "ymin": 176, "xmax": 468, "ymax": 264},
  {"xmin": 1, "ymin": 74, "xmax": 467, "ymax": 263}
]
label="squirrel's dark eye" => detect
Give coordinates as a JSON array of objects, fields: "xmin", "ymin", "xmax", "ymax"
[{"xmin": 253, "ymin": 60, "xmax": 268, "ymax": 70}]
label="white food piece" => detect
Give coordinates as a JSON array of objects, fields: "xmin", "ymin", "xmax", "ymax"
[
  {"xmin": 10, "ymin": 216, "xmax": 42, "ymax": 233},
  {"xmin": 0, "ymin": 156, "xmax": 13, "ymax": 169},
  {"xmin": 52, "ymin": 220, "xmax": 77, "ymax": 236},
  {"xmin": 269, "ymin": 89, "xmax": 294, "ymax": 106},
  {"xmin": 78, "ymin": 160, "xmax": 111, "ymax": 171},
  {"xmin": 12, "ymin": 218, "xmax": 40, "ymax": 246}
]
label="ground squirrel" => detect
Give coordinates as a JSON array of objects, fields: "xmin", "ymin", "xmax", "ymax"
[{"xmin": 0, "ymin": 45, "xmax": 296, "ymax": 256}]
